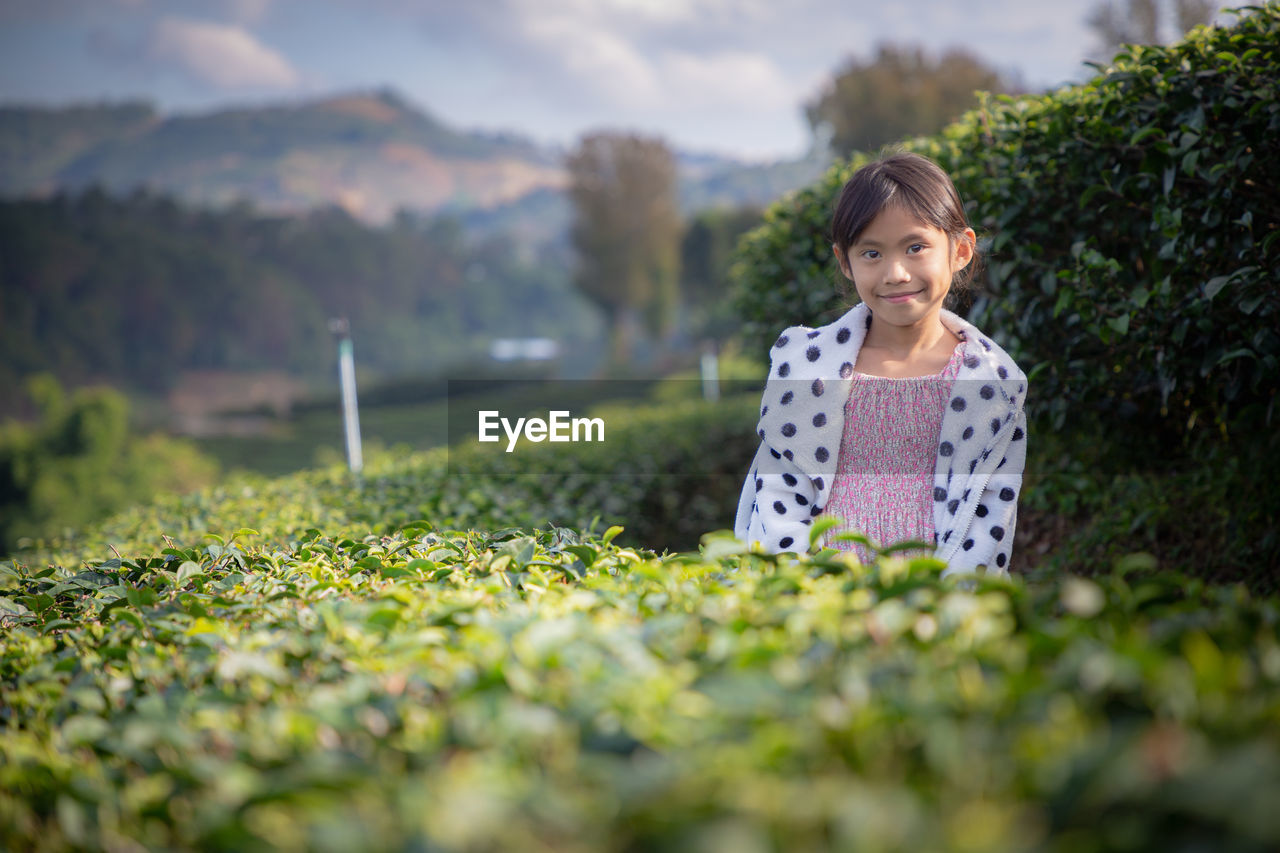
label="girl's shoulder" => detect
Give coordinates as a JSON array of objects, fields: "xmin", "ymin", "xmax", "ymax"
[
  {"xmin": 942, "ymin": 310, "xmax": 1027, "ymax": 385},
  {"xmin": 766, "ymin": 303, "xmax": 871, "ymax": 372}
]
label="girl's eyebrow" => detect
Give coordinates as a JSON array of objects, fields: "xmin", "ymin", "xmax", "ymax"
[{"xmin": 855, "ymin": 232, "xmax": 931, "ymax": 247}]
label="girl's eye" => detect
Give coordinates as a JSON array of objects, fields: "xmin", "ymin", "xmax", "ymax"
[
  {"xmin": 907, "ymin": 243, "xmax": 925, "ymax": 254},
  {"xmin": 861, "ymin": 249, "xmax": 880, "ymax": 260}
]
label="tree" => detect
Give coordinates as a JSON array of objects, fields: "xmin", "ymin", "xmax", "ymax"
[
  {"xmin": 679, "ymin": 206, "xmax": 762, "ymax": 341},
  {"xmin": 1086, "ymin": 0, "xmax": 1219, "ymax": 57},
  {"xmin": 805, "ymin": 45, "xmax": 1014, "ymax": 158},
  {"xmin": 566, "ymin": 132, "xmax": 681, "ymax": 366}
]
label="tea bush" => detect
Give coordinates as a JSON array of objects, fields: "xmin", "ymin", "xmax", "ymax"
[
  {"xmin": 3, "ymin": 524, "xmax": 1279, "ymax": 851},
  {"xmin": 733, "ymin": 4, "xmax": 1278, "ymax": 448},
  {"xmin": 731, "ymin": 4, "xmax": 1280, "ymax": 583},
  {"xmin": 12, "ymin": 395, "xmax": 761, "ymax": 566}
]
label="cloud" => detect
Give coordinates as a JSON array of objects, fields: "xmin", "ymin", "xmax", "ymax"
[
  {"xmin": 148, "ymin": 16, "xmax": 299, "ymax": 90},
  {"xmin": 661, "ymin": 51, "xmax": 792, "ymax": 110},
  {"xmin": 520, "ymin": 12, "xmax": 661, "ymax": 105},
  {"xmin": 222, "ymin": 0, "xmax": 274, "ymax": 25}
]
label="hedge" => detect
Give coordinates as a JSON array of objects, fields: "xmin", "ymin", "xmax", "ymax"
[
  {"xmin": 9, "ymin": 395, "xmax": 761, "ymax": 567},
  {"xmin": 4, "ymin": 525, "xmax": 1279, "ymax": 850},
  {"xmin": 732, "ymin": 3, "xmax": 1279, "ymax": 450}
]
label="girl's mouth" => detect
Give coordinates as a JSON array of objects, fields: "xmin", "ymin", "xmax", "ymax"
[{"xmin": 882, "ymin": 290, "xmax": 922, "ymax": 303}]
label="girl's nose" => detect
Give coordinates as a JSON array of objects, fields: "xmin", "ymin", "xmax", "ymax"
[{"xmin": 887, "ymin": 260, "xmax": 911, "ymax": 282}]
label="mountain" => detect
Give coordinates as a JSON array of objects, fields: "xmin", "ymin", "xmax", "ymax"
[{"xmin": 0, "ymin": 89, "xmax": 827, "ymax": 230}]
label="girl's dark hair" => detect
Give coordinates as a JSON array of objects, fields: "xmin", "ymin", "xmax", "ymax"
[{"xmin": 831, "ymin": 151, "xmax": 981, "ymax": 303}]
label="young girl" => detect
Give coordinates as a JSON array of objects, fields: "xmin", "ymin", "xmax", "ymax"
[{"xmin": 733, "ymin": 152, "xmax": 1027, "ymax": 577}]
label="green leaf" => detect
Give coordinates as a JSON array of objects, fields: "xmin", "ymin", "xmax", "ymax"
[
  {"xmin": 1203, "ymin": 276, "xmax": 1230, "ymax": 299},
  {"xmin": 0, "ymin": 596, "xmax": 30, "ymax": 616},
  {"xmin": 808, "ymin": 517, "xmax": 842, "ymax": 550},
  {"xmin": 112, "ymin": 609, "xmax": 145, "ymax": 631},
  {"xmin": 564, "ymin": 545, "xmax": 599, "ymax": 567},
  {"xmin": 177, "ymin": 561, "xmax": 205, "ymax": 585},
  {"xmin": 1106, "ymin": 314, "xmax": 1130, "ymax": 335},
  {"xmin": 1239, "ymin": 293, "xmax": 1265, "ymax": 315},
  {"xmin": 1128, "ymin": 126, "xmax": 1164, "ymax": 145},
  {"xmin": 1215, "ymin": 348, "xmax": 1255, "ymax": 366},
  {"xmin": 601, "ymin": 526, "xmax": 625, "ymax": 546},
  {"xmin": 125, "ymin": 587, "xmax": 157, "ymax": 608}
]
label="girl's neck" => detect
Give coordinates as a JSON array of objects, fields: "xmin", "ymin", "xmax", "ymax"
[{"xmin": 862, "ymin": 313, "xmax": 955, "ymax": 361}]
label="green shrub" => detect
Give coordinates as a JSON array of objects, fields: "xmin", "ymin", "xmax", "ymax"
[
  {"xmin": 3, "ymin": 525, "xmax": 1279, "ymax": 850},
  {"xmin": 14, "ymin": 395, "xmax": 760, "ymax": 567},
  {"xmin": 732, "ymin": 4, "xmax": 1279, "ymax": 449},
  {"xmin": 0, "ymin": 375, "xmax": 219, "ymax": 555}
]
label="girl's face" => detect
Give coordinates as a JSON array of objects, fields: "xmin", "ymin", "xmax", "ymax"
[{"xmin": 833, "ymin": 203, "xmax": 975, "ymax": 332}]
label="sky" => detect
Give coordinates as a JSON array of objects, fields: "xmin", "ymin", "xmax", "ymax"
[{"xmin": 0, "ymin": 0, "xmax": 1232, "ymax": 160}]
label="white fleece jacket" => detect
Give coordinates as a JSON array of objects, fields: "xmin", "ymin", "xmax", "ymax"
[{"xmin": 734, "ymin": 301, "xmax": 1028, "ymax": 577}]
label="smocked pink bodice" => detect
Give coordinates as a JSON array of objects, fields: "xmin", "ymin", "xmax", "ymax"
[{"xmin": 822, "ymin": 344, "xmax": 964, "ymax": 562}]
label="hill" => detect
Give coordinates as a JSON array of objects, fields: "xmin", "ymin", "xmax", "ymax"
[{"xmin": 0, "ymin": 90, "xmax": 827, "ymax": 230}]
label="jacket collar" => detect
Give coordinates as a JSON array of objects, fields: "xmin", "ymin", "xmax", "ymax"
[{"xmin": 757, "ymin": 302, "xmax": 1024, "ymax": 481}]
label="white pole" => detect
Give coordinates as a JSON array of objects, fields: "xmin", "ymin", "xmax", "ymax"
[
  {"xmin": 331, "ymin": 319, "xmax": 363, "ymax": 474},
  {"xmin": 701, "ymin": 342, "xmax": 720, "ymax": 402}
]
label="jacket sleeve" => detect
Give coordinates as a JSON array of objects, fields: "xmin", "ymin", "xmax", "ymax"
[
  {"xmin": 734, "ymin": 433, "xmax": 819, "ymax": 555},
  {"xmin": 943, "ymin": 407, "xmax": 1027, "ymax": 578}
]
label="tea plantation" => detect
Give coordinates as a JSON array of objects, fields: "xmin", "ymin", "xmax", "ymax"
[
  {"xmin": 2, "ymin": 396, "xmax": 1279, "ymax": 851},
  {"xmin": 5, "ymin": 5, "xmax": 1280, "ymax": 849}
]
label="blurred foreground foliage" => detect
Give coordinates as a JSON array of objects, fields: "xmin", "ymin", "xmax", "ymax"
[{"xmin": 2, "ymin": 522, "xmax": 1278, "ymax": 851}]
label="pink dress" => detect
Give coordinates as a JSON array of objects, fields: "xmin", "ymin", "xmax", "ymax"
[{"xmin": 822, "ymin": 344, "xmax": 964, "ymax": 563}]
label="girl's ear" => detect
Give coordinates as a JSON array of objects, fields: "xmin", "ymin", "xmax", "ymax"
[
  {"xmin": 952, "ymin": 228, "xmax": 977, "ymax": 271},
  {"xmin": 832, "ymin": 243, "xmax": 853, "ymax": 279}
]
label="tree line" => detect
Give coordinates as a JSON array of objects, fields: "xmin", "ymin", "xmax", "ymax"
[{"xmin": 0, "ymin": 190, "xmax": 600, "ymax": 415}]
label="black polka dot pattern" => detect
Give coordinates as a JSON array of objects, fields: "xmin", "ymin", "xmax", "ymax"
[{"xmin": 734, "ymin": 301, "xmax": 1026, "ymax": 575}]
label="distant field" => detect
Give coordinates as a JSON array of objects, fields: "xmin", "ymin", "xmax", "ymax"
[{"xmin": 189, "ymin": 377, "xmax": 707, "ymax": 477}]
